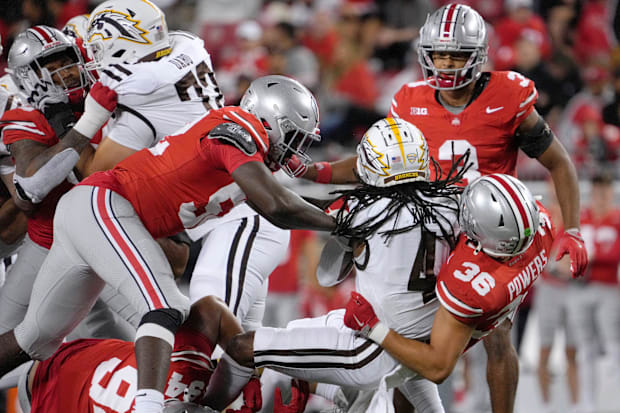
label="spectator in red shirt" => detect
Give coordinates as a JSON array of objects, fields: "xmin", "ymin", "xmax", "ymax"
[{"xmin": 493, "ymin": 0, "xmax": 551, "ymax": 70}]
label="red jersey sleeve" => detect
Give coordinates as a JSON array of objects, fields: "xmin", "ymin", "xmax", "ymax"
[
  {"xmin": 388, "ymin": 81, "xmax": 426, "ymax": 118},
  {"xmin": 207, "ymin": 140, "xmax": 264, "ymax": 175},
  {"xmin": 436, "ymin": 277, "xmax": 486, "ymax": 325},
  {"xmin": 0, "ymin": 107, "xmax": 56, "ymax": 146},
  {"xmin": 502, "ymin": 71, "xmax": 538, "ymax": 134}
]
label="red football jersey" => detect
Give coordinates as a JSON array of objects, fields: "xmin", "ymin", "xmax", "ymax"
[
  {"xmin": 80, "ymin": 106, "xmax": 269, "ymax": 239},
  {"xmin": 436, "ymin": 203, "xmax": 554, "ymax": 348},
  {"xmin": 30, "ymin": 325, "xmax": 215, "ymax": 413},
  {"xmin": 580, "ymin": 208, "xmax": 620, "ymax": 285},
  {"xmin": 0, "ymin": 107, "xmax": 102, "ymax": 248},
  {"xmin": 389, "ymin": 71, "xmax": 538, "ymax": 184}
]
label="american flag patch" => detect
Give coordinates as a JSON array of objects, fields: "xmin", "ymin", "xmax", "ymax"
[{"xmin": 391, "ymin": 155, "xmax": 402, "ymax": 163}]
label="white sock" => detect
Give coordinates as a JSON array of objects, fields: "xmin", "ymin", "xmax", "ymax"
[{"xmin": 134, "ymin": 388, "xmax": 164, "ymax": 413}]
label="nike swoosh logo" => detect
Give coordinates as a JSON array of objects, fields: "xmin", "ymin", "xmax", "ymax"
[
  {"xmin": 352, "ymin": 314, "xmax": 365, "ymax": 328},
  {"xmin": 486, "ymin": 106, "xmax": 504, "ymax": 114}
]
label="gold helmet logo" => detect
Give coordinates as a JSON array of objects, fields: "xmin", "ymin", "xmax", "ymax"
[{"xmin": 88, "ymin": 9, "xmax": 152, "ymax": 45}]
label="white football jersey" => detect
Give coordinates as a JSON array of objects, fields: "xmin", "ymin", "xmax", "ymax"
[
  {"xmin": 99, "ymin": 31, "xmax": 223, "ymax": 150},
  {"xmin": 0, "ymin": 75, "xmax": 20, "ymax": 177},
  {"xmin": 352, "ymin": 195, "xmax": 459, "ymax": 339}
]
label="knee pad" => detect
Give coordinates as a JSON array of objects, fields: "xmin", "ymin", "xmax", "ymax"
[
  {"xmin": 14, "ymin": 322, "xmax": 63, "ymax": 361},
  {"xmin": 136, "ymin": 308, "xmax": 185, "ymax": 347}
]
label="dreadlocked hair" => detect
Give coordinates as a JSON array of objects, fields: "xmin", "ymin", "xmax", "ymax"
[{"xmin": 332, "ymin": 150, "xmax": 472, "ymax": 249}]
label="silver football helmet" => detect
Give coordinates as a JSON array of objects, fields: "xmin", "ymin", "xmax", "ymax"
[
  {"xmin": 418, "ymin": 4, "xmax": 488, "ymax": 90},
  {"xmin": 85, "ymin": 0, "xmax": 170, "ymax": 70},
  {"xmin": 356, "ymin": 117, "xmax": 429, "ymax": 187},
  {"xmin": 459, "ymin": 174, "xmax": 540, "ymax": 258},
  {"xmin": 7, "ymin": 25, "xmax": 91, "ymax": 105},
  {"xmin": 240, "ymin": 75, "xmax": 321, "ymax": 176}
]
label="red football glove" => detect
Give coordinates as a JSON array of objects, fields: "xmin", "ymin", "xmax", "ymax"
[
  {"xmin": 226, "ymin": 377, "xmax": 262, "ymax": 413},
  {"xmin": 555, "ymin": 228, "xmax": 588, "ymax": 278},
  {"xmin": 285, "ymin": 155, "xmax": 308, "ymax": 178},
  {"xmin": 274, "ymin": 379, "xmax": 310, "ymax": 413},
  {"xmin": 74, "ymin": 81, "xmax": 117, "ymax": 138},
  {"xmin": 344, "ymin": 291, "xmax": 389, "ymax": 344}
]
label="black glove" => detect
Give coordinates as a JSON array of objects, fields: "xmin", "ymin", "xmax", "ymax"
[{"xmin": 43, "ymin": 102, "xmax": 77, "ymax": 139}]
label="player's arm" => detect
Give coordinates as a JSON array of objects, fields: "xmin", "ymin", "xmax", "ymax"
[
  {"xmin": 343, "ymin": 292, "xmax": 473, "ymax": 383},
  {"xmin": 9, "ymin": 83, "xmax": 116, "ymax": 204},
  {"xmin": 183, "ymin": 295, "xmax": 243, "ymax": 350},
  {"xmin": 297, "ymin": 155, "xmax": 360, "ymax": 184},
  {"xmin": 232, "ymin": 161, "xmax": 336, "ymax": 232},
  {"xmin": 79, "ymin": 137, "xmax": 138, "ymax": 177},
  {"xmin": 482, "ymin": 320, "xmax": 519, "ymax": 413},
  {"xmin": 516, "ymin": 110, "xmax": 586, "ymax": 276},
  {"xmin": 0, "ymin": 174, "xmax": 27, "ymax": 244}
]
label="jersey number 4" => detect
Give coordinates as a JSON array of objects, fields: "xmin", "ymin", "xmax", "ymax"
[{"xmin": 408, "ymin": 229, "xmax": 437, "ymax": 303}]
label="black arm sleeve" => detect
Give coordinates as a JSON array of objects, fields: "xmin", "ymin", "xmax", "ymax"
[
  {"xmin": 515, "ymin": 117, "xmax": 554, "ymax": 158},
  {"xmin": 43, "ymin": 102, "xmax": 77, "ymax": 139}
]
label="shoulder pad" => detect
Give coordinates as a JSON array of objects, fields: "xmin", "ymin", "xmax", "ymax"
[{"xmin": 208, "ymin": 122, "xmax": 257, "ymax": 156}]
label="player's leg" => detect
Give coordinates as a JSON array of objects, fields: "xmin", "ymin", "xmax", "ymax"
[
  {"xmin": 534, "ymin": 280, "xmax": 562, "ymax": 410},
  {"xmin": 228, "ymin": 310, "xmax": 399, "ymax": 389},
  {"xmin": 190, "ymin": 214, "xmax": 289, "ymax": 328},
  {"xmin": 593, "ymin": 284, "xmax": 620, "ymax": 384},
  {"xmin": 67, "ymin": 186, "xmax": 191, "ymax": 412},
  {"xmin": 0, "ymin": 237, "xmax": 48, "ymax": 334},
  {"xmin": 397, "ymin": 378, "xmax": 444, "ymax": 413},
  {"xmin": 482, "ymin": 319, "xmax": 518, "ymax": 413}
]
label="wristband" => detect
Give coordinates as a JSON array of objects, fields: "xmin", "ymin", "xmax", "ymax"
[
  {"xmin": 314, "ymin": 161, "xmax": 332, "ymax": 184},
  {"xmin": 73, "ymin": 111, "xmax": 104, "ymax": 139},
  {"xmin": 369, "ymin": 322, "xmax": 390, "ymax": 345}
]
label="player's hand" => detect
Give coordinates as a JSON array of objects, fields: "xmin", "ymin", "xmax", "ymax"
[
  {"xmin": 285, "ymin": 155, "xmax": 308, "ymax": 178},
  {"xmin": 73, "ymin": 82, "xmax": 117, "ymax": 138},
  {"xmin": 344, "ymin": 291, "xmax": 389, "ymax": 344},
  {"xmin": 274, "ymin": 379, "xmax": 310, "ymax": 413},
  {"xmin": 226, "ymin": 377, "xmax": 262, "ymax": 413},
  {"xmin": 555, "ymin": 228, "xmax": 588, "ymax": 278},
  {"xmin": 43, "ymin": 101, "xmax": 77, "ymax": 139}
]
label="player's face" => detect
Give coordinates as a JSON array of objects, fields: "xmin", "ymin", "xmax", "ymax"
[
  {"xmin": 41, "ymin": 54, "xmax": 81, "ymax": 90},
  {"xmin": 431, "ymin": 51, "xmax": 470, "ymax": 70}
]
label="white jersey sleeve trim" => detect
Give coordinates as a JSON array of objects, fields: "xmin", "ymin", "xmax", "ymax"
[
  {"xmin": 436, "ymin": 281, "xmax": 483, "ymax": 318},
  {"xmin": 519, "ymin": 88, "xmax": 538, "ymax": 109}
]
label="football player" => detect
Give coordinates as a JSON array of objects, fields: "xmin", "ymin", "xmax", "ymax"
[
  {"xmin": 0, "ymin": 34, "xmax": 27, "ymax": 270},
  {"xmin": 18, "ymin": 295, "xmax": 243, "ymax": 413},
  {"xmin": 343, "ymin": 173, "xmax": 552, "ymax": 383},
  {"xmin": 224, "ymin": 117, "xmax": 467, "ymax": 413},
  {"xmin": 0, "ymin": 26, "xmax": 138, "ymax": 342},
  {"xmin": 79, "ymin": 0, "xmax": 294, "ymax": 336},
  {"xmin": 292, "ymin": 4, "xmax": 587, "ymax": 411},
  {"xmin": 0, "ymin": 75, "xmax": 334, "ymax": 413}
]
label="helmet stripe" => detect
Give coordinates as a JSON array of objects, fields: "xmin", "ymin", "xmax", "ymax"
[
  {"xmin": 385, "ymin": 117, "xmax": 407, "ymax": 167},
  {"xmin": 31, "ymin": 26, "xmax": 54, "ymax": 44},
  {"xmin": 441, "ymin": 4, "xmax": 459, "ymax": 39}
]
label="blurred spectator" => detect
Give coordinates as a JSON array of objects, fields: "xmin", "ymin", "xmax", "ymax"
[
  {"xmin": 217, "ymin": 20, "xmax": 269, "ymax": 103},
  {"xmin": 263, "ymin": 21, "xmax": 319, "ymax": 90},
  {"xmin": 263, "ymin": 230, "xmax": 320, "ymax": 328},
  {"xmin": 493, "ymin": 0, "xmax": 551, "ymax": 70},
  {"xmin": 300, "ymin": 6, "xmax": 339, "ymax": 68},
  {"xmin": 602, "ymin": 66, "xmax": 620, "ymax": 127},
  {"xmin": 573, "ymin": 0, "xmax": 614, "ymax": 64},
  {"xmin": 571, "ymin": 105, "xmax": 620, "ymax": 177},
  {"xmin": 558, "ymin": 64, "xmax": 613, "ymax": 154},
  {"xmin": 545, "ymin": 2, "xmax": 579, "ymax": 59},
  {"xmin": 511, "ymin": 36, "xmax": 557, "ymax": 117},
  {"xmin": 534, "ymin": 181, "xmax": 580, "ymax": 413},
  {"xmin": 567, "ymin": 170, "xmax": 620, "ymax": 413},
  {"xmin": 22, "ymin": 0, "xmax": 86, "ymax": 28},
  {"xmin": 372, "ymin": 0, "xmax": 431, "ymax": 71},
  {"xmin": 433, "ymin": 0, "xmax": 504, "ymax": 23}
]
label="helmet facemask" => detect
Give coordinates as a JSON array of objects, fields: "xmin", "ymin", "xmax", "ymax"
[
  {"xmin": 417, "ymin": 3, "xmax": 489, "ymax": 91},
  {"xmin": 267, "ymin": 116, "xmax": 320, "ymax": 175}
]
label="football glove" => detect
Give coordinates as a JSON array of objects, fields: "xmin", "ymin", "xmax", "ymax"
[
  {"xmin": 344, "ymin": 291, "xmax": 389, "ymax": 344},
  {"xmin": 555, "ymin": 228, "xmax": 588, "ymax": 278},
  {"xmin": 274, "ymin": 379, "xmax": 310, "ymax": 413}
]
